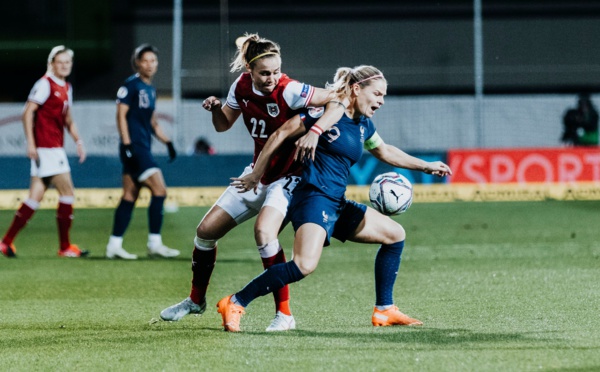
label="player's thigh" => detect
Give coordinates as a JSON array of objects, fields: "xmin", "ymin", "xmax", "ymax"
[
  {"xmin": 292, "ymin": 223, "xmax": 327, "ymax": 275},
  {"xmin": 143, "ymin": 170, "xmax": 167, "ymax": 196},
  {"xmin": 196, "ymin": 204, "xmax": 239, "ymax": 240},
  {"xmin": 348, "ymin": 207, "xmax": 405, "ymax": 245},
  {"xmin": 254, "ymin": 206, "xmax": 285, "ymax": 245},
  {"xmin": 50, "ymin": 173, "xmax": 75, "ymax": 196},
  {"xmin": 121, "ymin": 174, "xmax": 141, "ymax": 201},
  {"xmin": 28, "ymin": 177, "xmax": 48, "ymax": 202}
]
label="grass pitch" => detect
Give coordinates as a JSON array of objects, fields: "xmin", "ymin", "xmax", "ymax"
[{"xmin": 1, "ymin": 201, "xmax": 599, "ymax": 371}]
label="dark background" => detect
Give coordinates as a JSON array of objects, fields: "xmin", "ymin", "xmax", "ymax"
[{"xmin": 2, "ymin": 0, "xmax": 600, "ymax": 102}]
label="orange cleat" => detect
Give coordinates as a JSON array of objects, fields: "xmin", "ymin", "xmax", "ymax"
[
  {"xmin": 216, "ymin": 295, "xmax": 245, "ymax": 332},
  {"xmin": 372, "ymin": 306, "xmax": 423, "ymax": 327},
  {"xmin": 58, "ymin": 244, "xmax": 89, "ymax": 258},
  {"xmin": 1, "ymin": 241, "xmax": 17, "ymax": 258}
]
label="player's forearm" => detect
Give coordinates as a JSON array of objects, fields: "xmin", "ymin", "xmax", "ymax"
[{"xmin": 375, "ymin": 145, "xmax": 428, "ymax": 172}]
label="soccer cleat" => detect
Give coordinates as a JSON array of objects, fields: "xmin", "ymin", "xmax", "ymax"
[
  {"xmin": 147, "ymin": 244, "xmax": 180, "ymax": 258},
  {"xmin": 265, "ymin": 311, "xmax": 296, "ymax": 332},
  {"xmin": 58, "ymin": 244, "xmax": 89, "ymax": 258},
  {"xmin": 216, "ymin": 295, "xmax": 245, "ymax": 332},
  {"xmin": 160, "ymin": 297, "xmax": 207, "ymax": 321},
  {"xmin": 106, "ymin": 244, "xmax": 138, "ymax": 260},
  {"xmin": 371, "ymin": 306, "xmax": 423, "ymax": 327},
  {"xmin": 1, "ymin": 241, "xmax": 17, "ymax": 258}
]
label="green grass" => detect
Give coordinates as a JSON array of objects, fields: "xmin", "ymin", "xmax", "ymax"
[{"xmin": 1, "ymin": 201, "xmax": 599, "ymax": 371}]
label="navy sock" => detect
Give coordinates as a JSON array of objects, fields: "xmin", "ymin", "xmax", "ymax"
[
  {"xmin": 235, "ymin": 261, "xmax": 304, "ymax": 308},
  {"xmin": 148, "ymin": 196, "xmax": 165, "ymax": 234},
  {"xmin": 111, "ymin": 199, "xmax": 135, "ymax": 236},
  {"xmin": 374, "ymin": 240, "xmax": 405, "ymax": 306}
]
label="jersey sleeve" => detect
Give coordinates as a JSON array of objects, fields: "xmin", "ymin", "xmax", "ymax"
[
  {"xmin": 282, "ymin": 81, "xmax": 315, "ymax": 109},
  {"xmin": 116, "ymin": 82, "xmax": 133, "ymax": 106},
  {"xmin": 225, "ymin": 75, "xmax": 242, "ymax": 110},
  {"xmin": 299, "ymin": 106, "xmax": 325, "ymax": 131},
  {"xmin": 27, "ymin": 78, "xmax": 51, "ymax": 105}
]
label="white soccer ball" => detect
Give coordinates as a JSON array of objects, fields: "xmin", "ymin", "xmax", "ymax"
[{"xmin": 369, "ymin": 172, "xmax": 413, "ymax": 215}]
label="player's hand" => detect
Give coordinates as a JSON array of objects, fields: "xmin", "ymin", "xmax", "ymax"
[
  {"xmin": 424, "ymin": 161, "xmax": 452, "ymax": 177},
  {"xmin": 230, "ymin": 173, "xmax": 261, "ymax": 194},
  {"xmin": 120, "ymin": 144, "xmax": 137, "ymax": 168},
  {"xmin": 77, "ymin": 141, "xmax": 86, "ymax": 164},
  {"xmin": 27, "ymin": 143, "xmax": 38, "ymax": 161},
  {"xmin": 294, "ymin": 131, "xmax": 320, "ymax": 162},
  {"xmin": 166, "ymin": 142, "xmax": 177, "ymax": 163},
  {"xmin": 202, "ymin": 96, "xmax": 222, "ymax": 112}
]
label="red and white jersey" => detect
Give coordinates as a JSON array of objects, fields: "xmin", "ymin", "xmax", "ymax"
[
  {"xmin": 225, "ymin": 73, "xmax": 315, "ymax": 184},
  {"xmin": 26, "ymin": 74, "xmax": 73, "ymax": 148}
]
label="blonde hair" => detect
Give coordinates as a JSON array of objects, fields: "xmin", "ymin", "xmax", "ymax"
[
  {"xmin": 47, "ymin": 45, "xmax": 74, "ymax": 73},
  {"xmin": 230, "ymin": 33, "xmax": 281, "ymax": 73},
  {"xmin": 326, "ymin": 65, "xmax": 386, "ymax": 97}
]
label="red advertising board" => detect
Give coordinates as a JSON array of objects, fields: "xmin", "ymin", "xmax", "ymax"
[{"xmin": 448, "ymin": 147, "xmax": 600, "ymax": 183}]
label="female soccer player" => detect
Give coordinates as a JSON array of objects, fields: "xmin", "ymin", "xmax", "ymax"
[
  {"xmin": 160, "ymin": 33, "xmax": 344, "ymax": 331},
  {"xmin": 217, "ymin": 65, "xmax": 452, "ymax": 332},
  {"xmin": 105, "ymin": 44, "xmax": 179, "ymax": 260},
  {"xmin": 1, "ymin": 46, "xmax": 87, "ymax": 258}
]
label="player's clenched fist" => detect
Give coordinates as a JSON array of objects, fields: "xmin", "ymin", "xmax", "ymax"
[{"xmin": 202, "ymin": 97, "xmax": 222, "ymax": 111}]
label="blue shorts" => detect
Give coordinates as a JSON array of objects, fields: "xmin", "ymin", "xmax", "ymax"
[
  {"xmin": 289, "ymin": 185, "xmax": 367, "ymax": 246},
  {"xmin": 120, "ymin": 144, "xmax": 159, "ymax": 182}
]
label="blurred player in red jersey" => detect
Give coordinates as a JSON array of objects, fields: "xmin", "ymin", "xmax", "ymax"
[
  {"xmin": 160, "ymin": 33, "xmax": 344, "ymax": 331},
  {"xmin": 1, "ymin": 45, "xmax": 88, "ymax": 258}
]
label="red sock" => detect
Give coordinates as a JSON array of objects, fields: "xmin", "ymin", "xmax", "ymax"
[
  {"xmin": 261, "ymin": 249, "xmax": 291, "ymax": 315},
  {"xmin": 3, "ymin": 203, "xmax": 36, "ymax": 245},
  {"xmin": 190, "ymin": 246, "xmax": 217, "ymax": 304},
  {"xmin": 56, "ymin": 202, "xmax": 73, "ymax": 250}
]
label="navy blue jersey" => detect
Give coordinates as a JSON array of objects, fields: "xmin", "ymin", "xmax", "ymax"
[
  {"xmin": 116, "ymin": 74, "xmax": 156, "ymax": 150},
  {"xmin": 301, "ymin": 110, "xmax": 378, "ymax": 200}
]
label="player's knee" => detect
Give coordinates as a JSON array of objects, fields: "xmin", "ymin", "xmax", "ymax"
[
  {"xmin": 254, "ymin": 224, "xmax": 276, "ymax": 246},
  {"xmin": 294, "ymin": 259, "xmax": 318, "ymax": 276},
  {"xmin": 383, "ymin": 222, "xmax": 405, "ymax": 245}
]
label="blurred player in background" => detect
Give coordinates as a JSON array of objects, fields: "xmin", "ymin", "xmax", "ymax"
[
  {"xmin": 217, "ymin": 66, "xmax": 452, "ymax": 332},
  {"xmin": 1, "ymin": 45, "xmax": 87, "ymax": 258},
  {"xmin": 105, "ymin": 44, "xmax": 179, "ymax": 260},
  {"xmin": 160, "ymin": 33, "xmax": 344, "ymax": 331}
]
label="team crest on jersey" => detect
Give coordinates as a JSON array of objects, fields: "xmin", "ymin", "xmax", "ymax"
[
  {"xmin": 139, "ymin": 90, "xmax": 150, "ymax": 108},
  {"xmin": 360, "ymin": 125, "xmax": 365, "ymax": 143},
  {"xmin": 266, "ymin": 103, "xmax": 280, "ymax": 117}
]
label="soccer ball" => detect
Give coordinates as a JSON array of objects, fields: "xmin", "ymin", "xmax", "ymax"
[{"xmin": 369, "ymin": 172, "xmax": 413, "ymax": 215}]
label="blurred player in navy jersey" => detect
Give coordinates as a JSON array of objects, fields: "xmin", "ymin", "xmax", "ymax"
[
  {"xmin": 105, "ymin": 44, "xmax": 179, "ymax": 260},
  {"xmin": 1, "ymin": 45, "xmax": 88, "ymax": 258},
  {"xmin": 217, "ymin": 65, "xmax": 452, "ymax": 332},
  {"xmin": 160, "ymin": 33, "xmax": 344, "ymax": 331}
]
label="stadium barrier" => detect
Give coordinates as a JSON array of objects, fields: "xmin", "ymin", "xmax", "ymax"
[{"xmin": 2, "ymin": 182, "xmax": 600, "ymax": 210}]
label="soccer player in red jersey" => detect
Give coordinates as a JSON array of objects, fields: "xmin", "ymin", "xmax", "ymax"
[
  {"xmin": 1, "ymin": 46, "xmax": 88, "ymax": 258},
  {"xmin": 160, "ymin": 33, "xmax": 343, "ymax": 331}
]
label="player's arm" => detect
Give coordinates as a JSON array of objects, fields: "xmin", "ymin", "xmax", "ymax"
[
  {"xmin": 150, "ymin": 112, "xmax": 177, "ymax": 162},
  {"xmin": 368, "ymin": 134, "xmax": 452, "ymax": 177},
  {"xmin": 117, "ymin": 103, "xmax": 131, "ymax": 145},
  {"xmin": 202, "ymin": 96, "xmax": 241, "ymax": 132},
  {"xmin": 231, "ymin": 115, "xmax": 307, "ymax": 193},
  {"xmin": 22, "ymin": 101, "xmax": 39, "ymax": 161},
  {"xmin": 295, "ymin": 96, "xmax": 348, "ymax": 162},
  {"xmin": 64, "ymin": 108, "xmax": 86, "ymax": 163}
]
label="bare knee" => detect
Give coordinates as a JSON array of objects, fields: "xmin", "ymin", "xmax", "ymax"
[
  {"xmin": 293, "ymin": 259, "xmax": 318, "ymax": 276},
  {"xmin": 254, "ymin": 223, "xmax": 277, "ymax": 246},
  {"xmin": 382, "ymin": 223, "xmax": 406, "ymax": 245}
]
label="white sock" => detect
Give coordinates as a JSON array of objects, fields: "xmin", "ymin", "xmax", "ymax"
[
  {"xmin": 108, "ymin": 235, "xmax": 123, "ymax": 248},
  {"xmin": 148, "ymin": 234, "xmax": 162, "ymax": 248},
  {"xmin": 257, "ymin": 239, "xmax": 281, "ymax": 258},
  {"xmin": 376, "ymin": 305, "xmax": 393, "ymax": 311}
]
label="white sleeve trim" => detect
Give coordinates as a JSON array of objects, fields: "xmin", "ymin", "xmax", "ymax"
[
  {"xmin": 27, "ymin": 79, "xmax": 51, "ymax": 105},
  {"xmin": 282, "ymin": 81, "xmax": 314, "ymax": 110}
]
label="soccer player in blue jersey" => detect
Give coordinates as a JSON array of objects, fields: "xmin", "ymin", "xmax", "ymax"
[
  {"xmin": 216, "ymin": 65, "xmax": 452, "ymax": 331},
  {"xmin": 105, "ymin": 44, "xmax": 179, "ymax": 260}
]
